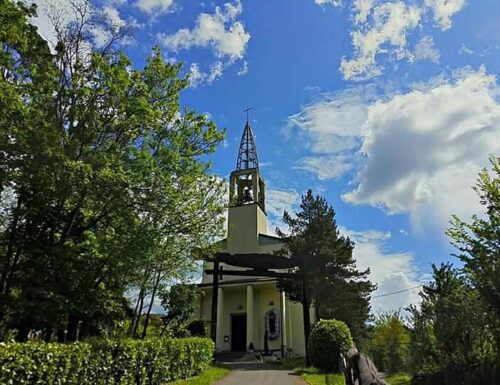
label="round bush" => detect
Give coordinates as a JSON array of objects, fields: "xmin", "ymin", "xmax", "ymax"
[{"xmin": 308, "ymin": 319, "xmax": 353, "ymax": 372}]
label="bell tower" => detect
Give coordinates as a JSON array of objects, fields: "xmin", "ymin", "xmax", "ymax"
[{"xmin": 227, "ymin": 120, "xmax": 268, "ymax": 253}]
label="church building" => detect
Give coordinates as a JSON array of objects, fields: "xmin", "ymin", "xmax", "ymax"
[{"xmin": 198, "ymin": 120, "xmax": 315, "ymax": 357}]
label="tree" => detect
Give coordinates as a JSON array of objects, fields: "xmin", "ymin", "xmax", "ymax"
[
  {"xmin": 159, "ymin": 284, "xmax": 200, "ymax": 336},
  {"xmin": 446, "ymin": 156, "xmax": 500, "ymax": 344},
  {"xmin": 366, "ymin": 311, "xmax": 410, "ymax": 373},
  {"xmin": 277, "ymin": 190, "xmax": 375, "ymax": 359},
  {"xmin": 0, "ymin": 1, "xmax": 225, "ymax": 341},
  {"xmin": 408, "ymin": 263, "xmax": 495, "ymax": 374}
]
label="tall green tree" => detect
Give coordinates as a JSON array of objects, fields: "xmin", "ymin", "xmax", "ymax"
[
  {"xmin": 446, "ymin": 155, "xmax": 500, "ymax": 344},
  {"xmin": 408, "ymin": 263, "xmax": 495, "ymax": 374},
  {"xmin": 277, "ymin": 190, "xmax": 374, "ymax": 350},
  {"xmin": 0, "ymin": 0, "xmax": 225, "ymax": 341},
  {"xmin": 159, "ymin": 284, "xmax": 200, "ymax": 334},
  {"xmin": 366, "ymin": 311, "xmax": 410, "ymax": 373}
]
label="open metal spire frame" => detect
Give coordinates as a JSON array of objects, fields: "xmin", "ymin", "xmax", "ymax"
[{"xmin": 236, "ymin": 121, "xmax": 259, "ymax": 170}]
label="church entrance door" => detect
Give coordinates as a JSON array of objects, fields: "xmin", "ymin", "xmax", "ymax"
[{"xmin": 230, "ymin": 314, "xmax": 247, "ymax": 352}]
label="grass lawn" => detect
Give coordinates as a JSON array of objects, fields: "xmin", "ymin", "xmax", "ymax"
[
  {"xmin": 384, "ymin": 373, "xmax": 412, "ymax": 385},
  {"xmin": 280, "ymin": 358, "xmax": 344, "ymax": 385},
  {"xmin": 167, "ymin": 366, "xmax": 230, "ymax": 385},
  {"xmin": 296, "ymin": 368, "xmax": 345, "ymax": 385},
  {"xmin": 280, "ymin": 358, "xmax": 412, "ymax": 385}
]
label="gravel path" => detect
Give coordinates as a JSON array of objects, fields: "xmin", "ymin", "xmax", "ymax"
[{"xmin": 214, "ymin": 362, "xmax": 303, "ymax": 385}]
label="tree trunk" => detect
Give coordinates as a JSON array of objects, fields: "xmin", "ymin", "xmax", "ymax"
[
  {"xmin": 141, "ymin": 268, "xmax": 162, "ymax": 339},
  {"xmin": 129, "ymin": 286, "xmax": 144, "ymax": 337}
]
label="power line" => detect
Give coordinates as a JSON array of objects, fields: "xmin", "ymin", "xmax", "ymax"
[{"xmin": 372, "ymin": 285, "xmax": 423, "ymax": 299}]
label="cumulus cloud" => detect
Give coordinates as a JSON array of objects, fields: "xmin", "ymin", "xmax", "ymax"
[
  {"xmin": 286, "ymin": 88, "xmax": 368, "ymax": 154},
  {"xmin": 412, "ymin": 35, "xmax": 440, "ymax": 63},
  {"xmin": 30, "ymin": 0, "xmax": 84, "ymax": 48},
  {"xmin": 159, "ymin": 0, "xmax": 250, "ymax": 61},
  {"xmin": 265, "ymin": 188, "xmax": 301, "ymax": 235},
  {"xmin": 353, "ymin": 0, "xmax": 374, "ymax": 24},
  {"xmin": 340, "ymin": 1, "xmax": 421, "ymax": 80},
  {"xmin": 288, "ymin": 68, "xmax": 500, "ymax": 233},
  {"xmin": 295, "ymin": 155, "xmax": 354, "ymax": 180},
  {"xmin": 136, "ymin": 0, "xmax": 174, "ymax": 14},
  {"xmin": 424, "ymin": 0, "xmax": 466, "ymax": 30},
  {"xmin": 343, "ymin": 68, "xmax": 500, "ymax": 230},
  {"xmin": 188, "ymin": 61, "xmax": 227, "ymax": 88},
  {"xmin": 266, "ymin": 189, "xmax": 301, "ymax": 218},
  {"xmin": 340, "ymin": 0, "xmax": 467, "ymax": 80},
  {"xmin": 341, "ymin": 228, "xmax": 422, "ymax": 313},
  {"xmin": 31, "ymin": 0, "xmax": 135, "ymax": 50}
]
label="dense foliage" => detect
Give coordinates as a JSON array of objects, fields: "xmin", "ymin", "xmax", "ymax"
[
  {"xmin": 0, "ymin": 337, "xmax": 214, "ymax": 384},
  {"xmin": 159, "ymin": 284, "xmax": 201, "ymax": 336},
  {"xmin": 447, "ymin": 155, "xmax": 500, "ymax": 346},
  {"xmin": 308, "ymin": 319, "xmax": 353, "ymax": 372},
  {"xmin": 408, "ymin": 263, "xmax": 497, "ymax": 384},
  {"xmin": 277, "ymin": 190, "xmax": 374, "ymax": 344},
  {"xmin": 406, "ymin": 156, "xmax": 499, "ymax": 385},
  {"xmin": 0, "ymin": 1, "xmax": 225, "ymax": 341},
  {"xmin": 366, "ymin": 311, "xmax": 410, "ymax": 374}
]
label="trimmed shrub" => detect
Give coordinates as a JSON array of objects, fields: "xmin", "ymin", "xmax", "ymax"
[
  {"xmin": 308, "ymin": 319, "xmax": 353, "ymax": 372},
  {"xmin": 0, "ymin": 337, "xmax": 214, "ymax": 384}
]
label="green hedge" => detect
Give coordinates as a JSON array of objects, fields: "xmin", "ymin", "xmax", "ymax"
[
  {"xmin": 308, "ymin": 319, "xmax": 353, "ymax": 372},
  {"xmin": 0, "ymin": 337, "xmax": 214, "ymax": 384}
]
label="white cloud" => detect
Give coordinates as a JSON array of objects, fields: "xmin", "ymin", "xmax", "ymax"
[
  {"xmin": 412, "ymin": 35, "xmax": 440, "ymax": 63},
  {"xmin": 286, "ymin": 88, "xmax": 368, "ymax": 154},
  {"xmin": 340, "ymin": 1, "xmax": 421, "ymax": 80},
  {"xmin": 341, "ymin": 228, "xmax": 422, "ymax": 313},
  {"xmin": 159, "ymin": 0, "xmax": 250, "ymax": 61},
  {"xmin": 459, "ymin": 43, "xmax": 474, "ymax": 55},
  {"xmin": 266, "ymin": 189, "xmax": 300, "ymax": 218},
  {"xmin": 136, "ymin": 0, "xmax": 174, "ymax": 14},
  {"xmin": 353, "ymin": 0, "xmax": 374, "ymax": 25},
  {"xmin": 295, "ymin": 155, "xmax": 354, "ymax": 180},
  {"xmin": 265, "ymin": 188, "xmax": 301, "ymax": 236},
  {"xmin": 424, "ymin": 0, "xmax": 466, "ymax": 31},
  {"xmin": 188, "ymin": 61, "xmax": 227, "ymax": 88},
  {"xmin": 343, "ymin": 68, "xmax": 500, "ymax": 231},
  {"xmin": 314, "ymin": 0, "xmax": 342, "ymax": 6},
  {"xmin": 91, "ymin": 6, "xmax": 131, "ymax": 48},
  {"xmin": 30, "ymin": 0, "xmax": 84, "ymax": 49},
  {"xmin": 237, "ymin": 60, "xmax": 249, "ymax": 75},
  {"xmin": 288, "ymin": 68, "xmax": 500, "ymax": 233},
  {"xmin": 31, "ymin": 0, "xmax": 134, "ymax": 50},
  {"xmin": 188, "ymin": 63, "xmax": 206, "ymax": 88}
]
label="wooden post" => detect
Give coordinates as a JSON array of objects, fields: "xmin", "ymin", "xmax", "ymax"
[{"xmin": 210, "ymin": 260, "xmax": 219, "ymax": 344}]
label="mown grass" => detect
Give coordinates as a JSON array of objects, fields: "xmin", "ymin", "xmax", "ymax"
[
  {"xmin": 280, "ymin": 358, "xmax": 345, "ymax": 385},
  {"xmin": 167, "ymin": 366, "xmax": 230, "ymax": 385},
  {"xmin": 384, "ymin": 372, "xmax": 412, "ymax": 385}
]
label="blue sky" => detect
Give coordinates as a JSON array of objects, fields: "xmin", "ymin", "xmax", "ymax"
[{"xmin": 33, "ymin": 0, "xmax": 500, "ymax": 313}]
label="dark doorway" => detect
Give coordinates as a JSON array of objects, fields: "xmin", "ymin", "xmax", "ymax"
[{"xmin": 231, "ymin": 314, "xmax": 247, "ymax": 352}]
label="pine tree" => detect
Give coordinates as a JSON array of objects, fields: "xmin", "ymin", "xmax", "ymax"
[{"xmin": 277, "ymin": 190, "xmax": 375, "ymax": 346}]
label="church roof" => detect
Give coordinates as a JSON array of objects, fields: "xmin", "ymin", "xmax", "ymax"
[{"xmin": 236, "ymin": 121, "xmax": 259, "ymax": 170}]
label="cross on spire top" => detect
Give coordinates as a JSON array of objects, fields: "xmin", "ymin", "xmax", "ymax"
[{"xmin": 243, "ymin": 106, "xmax": 253, "ymax": 122}]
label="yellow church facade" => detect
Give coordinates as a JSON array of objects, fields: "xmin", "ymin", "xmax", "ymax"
[{"xmin": 197, "ymin": 121, "xmax": 315, "ymax": 357}]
